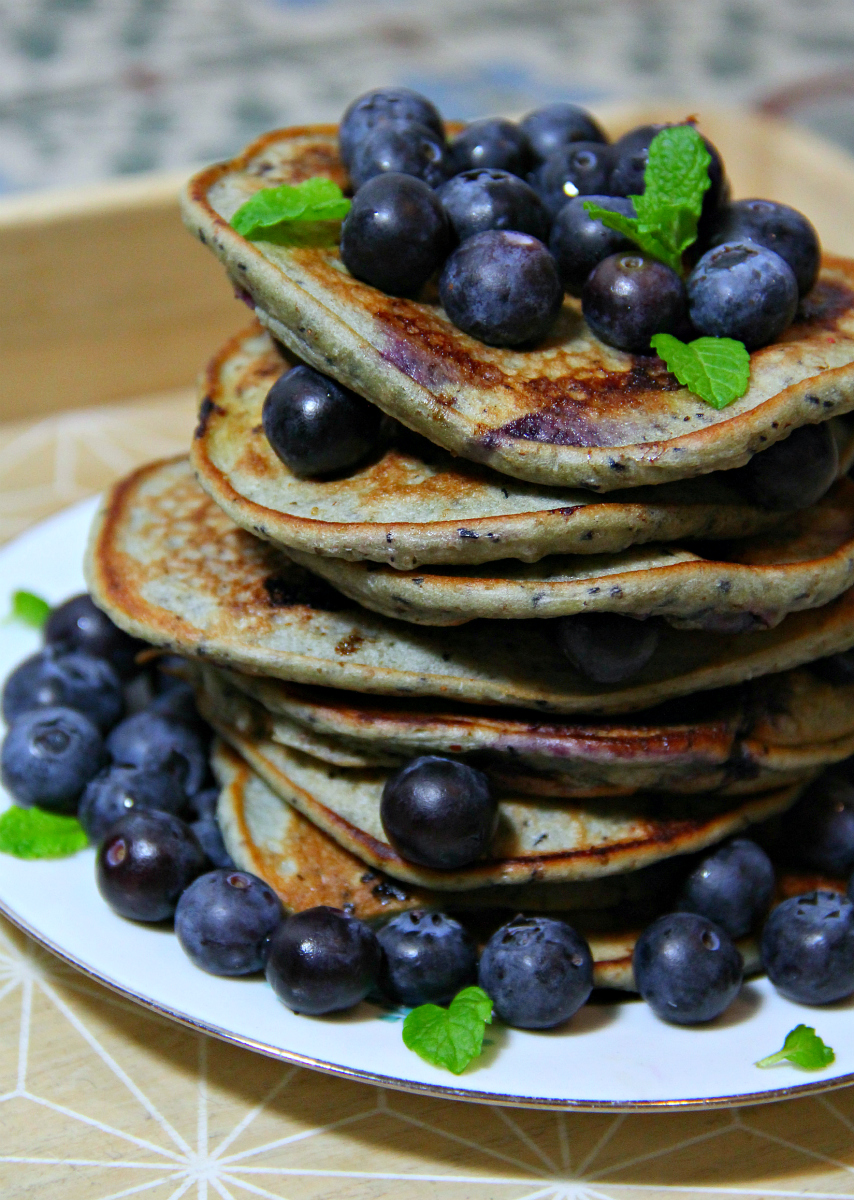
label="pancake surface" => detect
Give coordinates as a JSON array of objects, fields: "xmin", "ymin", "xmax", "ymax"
[
  {"xmin": 182, "ymin": 124, "xmax": 854, "ymax": 490},
  {"xmin": 85, "ymin": 457, "xmax": 854, "ymax": 714}
]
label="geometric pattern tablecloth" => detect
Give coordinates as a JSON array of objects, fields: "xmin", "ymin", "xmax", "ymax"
[{"xmin": 3, "ymin": 392, "xmax": 854, "ymax": 1197}]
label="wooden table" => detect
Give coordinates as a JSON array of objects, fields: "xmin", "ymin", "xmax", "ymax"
[{"xmin": 4, "ymin": 108, "xmax": 854, "ymax": 1198}]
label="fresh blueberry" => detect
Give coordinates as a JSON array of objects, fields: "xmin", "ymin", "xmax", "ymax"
[
  {"xmin": 528, "ymin": 142, "xmax": 614, "ymax": 217},
  {"xmin": 175, "ymin": 869, "xmax": 283, "ymax": 975},
  {"xmin": 762, "ymin": 890, "xmax": 854, "ymax": 1004},
  {"xmin": 191, "ymin": 817, "xmax": 235, "ymax": 868},
  {"xmin": 147, "ymin": 681, "xmax": 208, "ymax": 739},
  {"xmin": 519, "ymin": 103, "xmax": 607, "ymax": 165},
  {"xmin": 338, "ymin": 88, "xmax": 444, "ymax": 171},
  {"xmin": 677, "ymin": 838, "xmax": 775, "ymax": 939},
  {"xmin": 436, "ymin": 168, "xmax": 550, "ymax": 244},
  {"xmin": 78, "ymin": 764, "xmax": 187, "ymax": 844},
  {"xmin": 549, "ymin": 194, "xmax": 636, "ymax": 296},
  {"xmin": 733, "ymin": 421, "xmax": 839, "ymax": 512},
  {"xmin": 478, "ymin": 915, "xmax": 593, "ymax": 1029},
  {"xmin": 1, "ymin": 706, "xmax": 106, "ymax": 812},
  {"xmin": 811, "ymin": 649, "xmax": 854, "ymax": 685},
  {"xmin": 262, "ymin": 363, "xmax": 382, "ymax": 479},
  {"xmin": 439, "ymin": 230, "xmax": 562, "ymax": 347},
  {"xmin": 106, "ymin": 711, "xmax": 208, "ymax": 795},
  {"xmin": 556, "ymin": 612, "xmax": 661, "ymax": 683},
  {"xmin": 687, "ymin": 240, "xmax": 798, "ymax": 350},
  {"xmin": 44, "ymin": 593, "xmax": 143, "ymax": 678},
  {"xmin": 710, "ymin": 199, "xmax": 820, "ymax": 296},
  {"xmin": 377, "ymin": 910, "xmax": 477, "ymax": 1006},
  {"xmin": 96, "ymin": 809, "xmax": 205, "ymax": 922},
  {"xmin": 633, "ymin": 912, "xmax": 743, "ymax": 1024},
  {"xmin": 340, "ymin": 173, "xmax": 451, "ymax": 298},
  {"xmin": 582, "ymin": 252, "xmax": 687, "ymax": 353},
  {"xmin": 189, "ymin": 787, "xmax": 220, "ymax": 821},
  {"xmin": 609, "ymin": 124, "xmax": 727, "ymax": 230},
  {"xmin": 349, "ymin": 119, "xmax": 447, "ymax": 191},
  {"xmin": 780, "ymin": 773, "xmax": 854, "ymax": 876},
  {"xmin": 381, "ymin": 755, "xmax": 497, "ymax": 870},
  {"xmin": 265, "ymin": 905, "xmax": 381, "ymax": 1014},
  {"xmin": 2, "ymin": 647, "xmax": 123, "ymax": 732},
  {"xmin": 446, "ymin": 118, "xmax": 531, "ymax": 177}
]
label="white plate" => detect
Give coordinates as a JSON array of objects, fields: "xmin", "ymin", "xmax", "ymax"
[{"xmin": 1, "ymin": 497, "xmax": 853, "ymax": 1111}]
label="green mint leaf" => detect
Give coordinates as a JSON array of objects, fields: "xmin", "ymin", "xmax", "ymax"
[
  {"xmin": 0, "ymin": 806, "xmax": 88, "ymax": 858},
  {"xmin": 650, "ymin": 333, "xmax": 750, "ymax": 409},
  {"xmin": 231, "ymin": 178, "xmax": 351, "ymax": 239},
  {"xmin": 10, "ymin": 590, "xmax": 50, "ymax": 628},
  {"xmin": 402, "ymin": 986, "xmax": 493, "ymax": 1075},
  {"xmin": 584, "ymin": 125, "xmax": 711, "ymax": 273},
  {"xmin": 756, "ymin": 1025, "xmax": 835, "ymax": 1071}
]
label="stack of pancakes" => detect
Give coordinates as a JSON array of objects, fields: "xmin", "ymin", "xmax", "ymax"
[{"xmin": 86, "ymin": 124, "xmax": 854, "ymax": 992}]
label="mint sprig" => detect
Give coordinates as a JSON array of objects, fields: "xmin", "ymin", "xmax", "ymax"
[
  {"xmin": 9, "ymin": 589, "xmax": 50, "ymax": 629},
  {"xmin": 650, "ymin": 332, "xmax": 750, "ymax": 409},
  {"xmin": 402, "ymin": 986, "xmax": 493, "ymax": 1074},
  {"xmin": 584, "ymin": 124, "xmax": 711, "ymax": 273},
  {"xmin": 756, "ymin": 1025, "xmax": 835, "ymax": 1071},
  {"xmin": 0, "ymin": 806, "xmax": 88, "ymax": 858},
  {"xmin": 231, "ymin": 178, "xmax": 351, "ymax": 240}
]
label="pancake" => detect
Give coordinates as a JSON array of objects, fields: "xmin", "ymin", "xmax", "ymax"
[
  {"xmin": 196, "ymin": 662, "xmax": 841, "ymax": 796},
  {"xmin": 282, "ymin": 477, "xmax": 854, "ymax": 630},
  {"xmin": 85, "ymin": 457, "xmax": 854, "ymax": 715},
  {"xmin": 195, "ymin": 323, "xmax": 832, "ymax": 570},
  {"xmin": 209, "ymin": 719, "xmax": 802, "ymax": 890},
  {"xmin": 181, "ymin": 124, "xmax": 854, "ymax": 491}
]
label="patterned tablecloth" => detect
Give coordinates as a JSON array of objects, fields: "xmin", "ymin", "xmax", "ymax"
[{"xmin": 2, "ymin": 396, "xmax": 854, "ymax": 1198}]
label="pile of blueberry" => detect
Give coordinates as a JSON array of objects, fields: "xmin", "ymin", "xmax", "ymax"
[{"xmin": 336, "ymin": 87, "xmax": 820, "ymax": 353}]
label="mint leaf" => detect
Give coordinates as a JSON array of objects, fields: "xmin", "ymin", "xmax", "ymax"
[
  {"xmin": 10, "ymin": 590, "xmax": 50, "ymax": 629},
  {"xmin": 756, "ymin": 1025, "xmax": 835, "ymax": 1071},
  {"xmin": 650, "ymin": 332, "xmax": 750, "ymax": 409},
  {"xmin": 231, "ymin": 178, "xmax": 350, "ymax": 239},
  {"xmin": 0, "ymin": 806, "xmax": 88, "ymax": 858},
  {"xmin": 402, "ymin": 986, "xmax": 493, "ymax": 1074},
  {"xmin": 584, "ymin": 124, "xmax": 711, "ymax": 273}
]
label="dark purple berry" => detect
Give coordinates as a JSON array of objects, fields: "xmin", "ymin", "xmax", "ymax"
[
  {"xmin": 338, "ymin": 88, "xmax": 444, "ymax": 171},
  {"xmin": 349, "ymin": 120, "xmax": 447, "ymax": 191},
  {"xmin": 549, "ymin": 194, "xmax": 635, "ymax": 295},
  {"xmin": 377, "ymin": 910, "xmax": 477, "ymax": 1006},
  {"xmin": 780, "ymin": 773, "xmax": 854, "ymax": 876},
  {"xmin": 265, "ymin": 906, "xmax": 381, "ymax": 1014},
  {"xmin": 175, "ymin": 869, "xmax": 283, "ymax": 975},
  {"xmin": 710, "ymin": 199, "xmax": 820, "ymax": 296},
  {"xmin": 519, "ymin": 103, "xmax": 607, "ymax": 165},
  {"xmin": 436, "ymin": 168, "xmax": 550, "ymax": 244},
  {"xmin": 557, "ymin": 612, "xmax": 661, "ymax": 683},
  {"xmin": 677, "ymin": 838, "xmax": 775, "ymax": 938},
  {"xmin": 687, "ymin": 240, "xmax": 798, "ymax": 350},
  {"xmin": 762, "ymin": 890, "xmax": 854, "ymax": 1004},
  {"xmin": 633, "ymin": 912, "xmax": 743, "ymax": 1024},
  {"xmin": 1, "ymin": 706, "xmax": 106, "ymax": 812},
  {"xmin": 582, "ymin": 252, "xmax": 687, "ymax": 353},
  {"xmin": 191, "ymin": 817, "xmax": 235, "ymax": 868},
  {"xmin": 45, "ymin": 593, "xmax": 143, "ymax": 678},
  {"xmin": 79, "ymin": 764, "xmax": 187, "ymax": 843},
  {"xmin": 478, "ymin": 915, "xmax": 593, "ymax": 1029},
  {"xmin": 2, "ymin": 647, "xmax": 123, "ymax": 732},
  {"xmin": 106, "ymin": 710, "xmax": 208, "ymax": 796},
  {"xmin": 446, "ymin": 118, "xmax": 531, "ymax": 177},
  {"xmin": 96, "ymin": 810, "xmax": 205, "ymax": 922},
  {"xmin": 734, "ymin": 421, "xmax": 838, "ymax": 512},
  {"xmin": 528, "ymin": 142, "xmax": 614, "ymax": 217}
]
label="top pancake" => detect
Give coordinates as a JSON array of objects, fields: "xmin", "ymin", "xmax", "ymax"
[{"xmin": 182, "ymin": 124, "xmax": 854, "ymax": 491}]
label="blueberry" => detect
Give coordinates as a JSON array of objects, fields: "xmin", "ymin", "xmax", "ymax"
[
  {"xmin": 439, "ymin": 230, "xmax": 562, "ymax": 348},
  {"xmin": 528, "ymin": 142, "xmax": 614, "ymax": 218},
  {"xmin": 478, "ymin": 915, "xmax": 593, "ymax": 1029},
  {"xmin": 2, "ymin": 647, "xmax": 123, "ymax": 732},
  {"xmin": 549, "ymin": 194, "xmax": 636, "ymax": 296},
  {"xmin": 687, "ymin": 241, "xmax": 798, "ymax": 350},
  {"xmin": 446, "ymin": 118, "xmax": 531, "ymax": 177},
  {"xmin": 340, "ymin": 173, "xmax": 451, "ymax": 298},
  {"xmin": 710, "ymin": 199, "xmax": 820, "ymax": 296},
  {"xmin": 191, "ymin": 817, "xmax": 235, "ymax": 868},
  {"xmin": 175, "ymin": 869, "xmax": 283, "ymax": 975},
  {"xmin": 519, "ymin": 103, "xmax": 607, "ymax": 165},
  {"xmin": 762, "ymin": 890, "xmax": 854, "ymax": 1004},
  {"xmin": 780, "ymin": 773, "xmax": 854, "ymax": 876},
  {"xmin": 1, "ymin": 706, "xmax": 106, "ymax": 812},
  {"xmin": 381, "ymin": 755, "xmax": 497, "ymax": 870},
  {"xmin": 811, "ymin": 649, "xmax": 854, "ymax": 686},
  {"xmin": 106, "ymin": 711, "xmax": 208, "ymax": 795},
  {"xmin": 436, "ymin": 168, "xmax": 550, "ymax": 244},
  {"xmin": 349, "ymin": 120, "xmax": 448, "ymax": 191},
  {"xmin": 339, "ymin": 88, "xmax": 444, "ymax": 171},
  {"xmin": 45, "ymin": 593, "xmax": 143, "ymax": 678},
  {"xmin": 377, "ymin": 910, "xmax": 477, "ymax": 1005},
  {"xmin": 632, "ymin": 912, "xmax": 743, "ymax": 1024},
  {"xmin": 189, "ymin": 787, "xmax": 220, "ymax": 821},
  {"xmin": 265, "ymin": 905, "xmax": 381, "ymax": 1014},
  {"xmin": 734, "ymin": 421, "xmax": 838, "ymax": 512},
  {"xmin": 78, "ymin": 764, "xmax": 187, "ymax": 843},
  {"xmin": 609, "ymin": 124, "xmax": 727, "ymax": 230},
  {"xmin": 262, "ymin": 363, "xmax": 382, "ymax": 479},
  {"xmin": 677, "ymin": 838, "xmax": 775, "ymax": 939},
  {"xmin": 97, "ymin": 810, "xmax": 205, "ymax": 922},
  {"xmin": 556, "ymin": 612, "xmax": 661, "ymax": 683},
  {"xmin": 582, "ymin": 252, "xmax": 687, "ymax": 353}
]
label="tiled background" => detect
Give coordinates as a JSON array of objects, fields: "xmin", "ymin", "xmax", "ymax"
[{"xmin": 3, "ymin": 0, "xmax": 854, "ymax": 193}]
